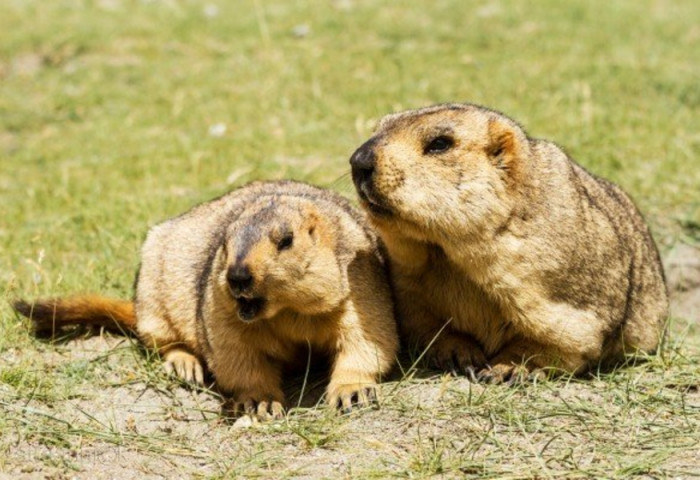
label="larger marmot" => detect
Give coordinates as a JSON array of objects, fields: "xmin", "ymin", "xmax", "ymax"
[
  {"xmin": 14, "ymin": 180, "xmax": 398, "ymax": 417},
  {"xmin": 349, "ymin": 103, "xmax": 668, "ymax": 382}
]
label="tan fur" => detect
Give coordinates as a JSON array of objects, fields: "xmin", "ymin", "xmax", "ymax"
[
  {"xmin": 350, "ymin": 103, "xmax": 668, "ymax": 382},
  {"xmin": 13, "ymin": 180, "xmax": 398, "ymax": 417}
]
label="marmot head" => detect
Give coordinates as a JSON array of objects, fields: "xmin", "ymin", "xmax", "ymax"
[
  {"xmin": 221, "ymin": 197, "xmax": 346, "ymax": 323},
  {"xmin": 350, "ymin": 103, "xmax": 531, "ymax": 242}
]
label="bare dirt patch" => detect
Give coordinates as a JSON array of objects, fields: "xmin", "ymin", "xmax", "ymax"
[{"xmin": 665, "ymin": 243, "xmax": 700, "ymax": 334}]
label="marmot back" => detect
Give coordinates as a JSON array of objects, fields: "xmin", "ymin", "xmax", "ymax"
[{"xmin": 349, "ymin": 103, "xmax": 668, "ymax": 382}]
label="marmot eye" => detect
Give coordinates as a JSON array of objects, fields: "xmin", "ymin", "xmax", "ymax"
[
  {"xmin": 277, "ymin": 233, "xmax": 293, "ymax": 251},
  {"xmin": 424, "ymin": 136, "xmax": 454, "ymax": 154}
]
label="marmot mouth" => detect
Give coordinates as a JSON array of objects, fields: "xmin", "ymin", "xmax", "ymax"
[
  {"xmin": 236, "ymin": 297, "xmax": 265, "ymax": 322},
  {"xmin": 358, "ymin": 185, "xmax": 393, "ymax": 217},
  {"xmin": 365, "ymin": 199, "xmax": 393, "ymax": 217}
]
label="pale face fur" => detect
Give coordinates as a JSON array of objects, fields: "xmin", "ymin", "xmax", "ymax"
[
  {"xmin": 352, "ymin": 105, "xmax": 528, "ymax": 245},
  {"xmin": 220, "ymin": 198, "xmax": 347, "ymax": 322}
]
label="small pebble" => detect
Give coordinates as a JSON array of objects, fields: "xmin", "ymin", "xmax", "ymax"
[
  {"xmin": 203, "ymin": 4, "xmax": 219, "ymax": 18},
  {"xmin": 232, "ymin": 414, "xmax": 257, "ymax": 429},
  {"xmin": 291, "ymin": 24, "xmax": 311, "ymax": 38},
  {"xmin": 208, "ymin": 123, "xmax": 227, "ymax": 137}
]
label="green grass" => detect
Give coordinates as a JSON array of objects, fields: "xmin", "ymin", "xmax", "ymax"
[{"xmin": 1, "ymin": 0, "xmax": 699, "ymax": 478}]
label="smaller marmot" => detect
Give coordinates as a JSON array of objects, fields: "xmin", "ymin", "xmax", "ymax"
[
  {"xmin": 14, "ymin": 180, "xmax": 399, "ymax": 418},
  {"xmin": 350, "ymin": 103, "xmax": 668, "ymax": 382}
]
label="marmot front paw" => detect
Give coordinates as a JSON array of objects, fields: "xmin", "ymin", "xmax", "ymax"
[
  {"xmin": 222, "ymin": 395, "xmax": 285, "ymax": 421},
  {"xmin": 476, "ymin": 363, "xmax": 547, "ymax": 385},
  {"xmin": 427, "ymin": 332, "xmax": 488, "ymax": 378},
  {"xmin": 327, "ymin": 381, "xmax": 380, "ymax": 413}
]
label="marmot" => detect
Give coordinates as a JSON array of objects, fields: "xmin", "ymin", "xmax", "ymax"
[
  {"xmin": 349, "ymin": 103, "xmax": 668, "ymax": 382},
  {"xmin": 14, "ymin": 180, "xmax": 398, "ymax": 417}
]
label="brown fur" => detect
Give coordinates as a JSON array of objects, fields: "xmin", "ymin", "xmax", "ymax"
[
  {"xmin": 350, "ymin": 103, "xmax": 668, "ymax": 382},
  {"xmin": 13, "ymin": 180, "xmax": 398, "ymax": 417}
]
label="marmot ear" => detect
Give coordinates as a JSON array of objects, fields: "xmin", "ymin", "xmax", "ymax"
[
  {"xmin": 304, "ymin": 209, "xmax": 321, "ymax": 241},
  {"xmin": 486, "ymin": 118, "xmax": 525, "ymax": 184}
]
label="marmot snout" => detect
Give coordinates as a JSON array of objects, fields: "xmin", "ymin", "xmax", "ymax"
[{"xmin": 221, "ymin": 199, "xmax": 345, "ymax": 322}]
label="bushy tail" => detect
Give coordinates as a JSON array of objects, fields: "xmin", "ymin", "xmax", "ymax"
[{"xmin": 12, "ymin": 295, "xmax": 136, "ymax": 336}]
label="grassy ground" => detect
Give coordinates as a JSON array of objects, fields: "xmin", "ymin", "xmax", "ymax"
[{"xmin": 1, "ymin": 0, "xmax": 698, "ymax": 478}]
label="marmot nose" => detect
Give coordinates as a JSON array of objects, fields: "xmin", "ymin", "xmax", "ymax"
[
  {"xmin": 227, "ymin": 264, "xmax": 253, "ymax": 294},
  {"xmin": 350, "ymin": 139, "xmax": 377, "ymax": 185}
]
